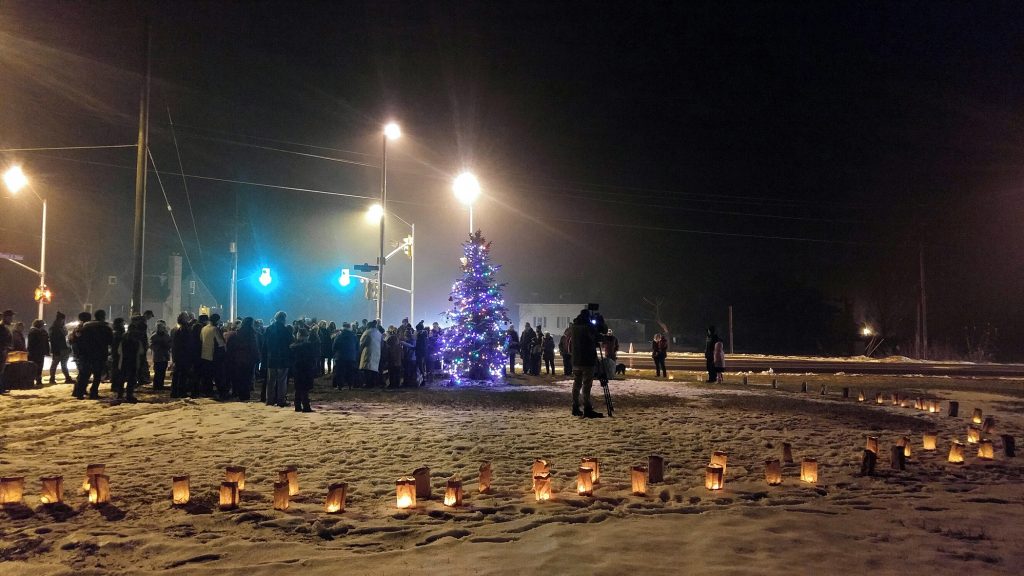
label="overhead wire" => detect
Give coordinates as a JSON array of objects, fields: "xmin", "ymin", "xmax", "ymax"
[
  {"xmin": 167, "ymin": 107, "xmax": 205, "ymax": 275},
  {"xmin": 147, "ymin": 147, "xmax": 198, "ymax": 280}
]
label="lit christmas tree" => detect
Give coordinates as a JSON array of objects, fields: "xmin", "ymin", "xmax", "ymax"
[{"xmin": 441, "ymin": 231, "xmax": 510, "ymax": 383}]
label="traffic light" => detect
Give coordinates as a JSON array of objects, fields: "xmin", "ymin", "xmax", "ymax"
[
  {"xmin": 258, "ymin": 267, "xmax": 273, "ymax": 287},
  {"xmin": 402, "ymin": 235, "xmax": 413, "ymax": 257},
  {"xmin": 338, "ymin": 268, "xmax": 351, "ymax": 287},
  {"xmin": 364, "ymin": 279, "xmax": 378, "ymax": 300},
  {"xmin": 33, "ymin": 285, "xmax": 52, "ymax": 303}
]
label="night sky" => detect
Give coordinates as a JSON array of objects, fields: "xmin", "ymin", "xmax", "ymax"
[{"xmin": 2, "ymin": 1, "xmax": 1023, "ymax": 358}]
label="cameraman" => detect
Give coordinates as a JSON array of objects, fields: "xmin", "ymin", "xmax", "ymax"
[{"xmin": 569, "ymin": 309, "xmax": 604, "ymax": 418}]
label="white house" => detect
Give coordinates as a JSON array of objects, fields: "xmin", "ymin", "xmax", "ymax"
[{"xmin": 516, "ymin": 303, "xmax": 586, "ymax": 334}]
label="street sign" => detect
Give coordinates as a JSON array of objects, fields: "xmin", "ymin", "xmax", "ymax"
[
  {"xmin": 1, "ymin": 252, "xmax": 25, "ymax": 261},
  {"xmin": 353, "ymin": 263, "xmax": 379, "ymax": 272}
]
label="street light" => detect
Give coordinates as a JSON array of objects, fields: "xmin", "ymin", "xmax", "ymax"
[
  {"xmin": 453, "ymin": 171, "xmax": 481, "ymax": 233},
  {"xmin": 364, "ymin": 204, "xmax": 415, "ymax": 322},
  {"xmin": 378, "ymin": 121, "xmax": 401, "ymax": 322},
  {"xmin": 3, "ymin": 166, "xmax": 48, "ymax": 320}
]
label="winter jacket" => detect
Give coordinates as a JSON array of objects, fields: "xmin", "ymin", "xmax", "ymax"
[
  {"xmin": 290, "ymin": 340, "xmax": 319, "ymax": 381},
  {"xmin": 11, "ymin": 329, "xmax": 26, "ymax": 352},
  {"xmin": 226, "ymin": 325, "xmax": 260, "ymax": 367},
  {"xmin": 520, "ymin": 327, "xmax": 536, "ymax": 356},
  {"xmin": 49, "ymin": 317, "xmax": 69, "ymax": 356},
  {"xmin": 505, "ymin": 329, "xmax": 520, "ymax": 353},
  {"xmin": 120, "ymin": 326, "xmax": 148, "ymax": 373},
  {"xmin": 385, "ymin": 332, "xmax": 403, "ymax": 367},
  {"xmin": 332, "ymin": 328, "xmax": 358, "ymax": 363},
  {"xmin": 171, "ymin": 325, "xmax": 192, "ymax": 367},
  {"xmin": 358, "ymin": 327, "xmax": 381, "ymax": 372},
  {"xmin": 559, "ymin": 329, "xmax": 571, "ymax": 357},
  {"xmin": 705, "ymin": 333, "xmax": 721, "ymax": 359},
  {"xmin": 569, "ymin": 318, "xmax": 598, "ymax": 367},
  {"xmin": 319, "ymin": 326, "xmax": 332, "ymax": 358},
  {"xmin": 150, "ymin": 330, "xmax": 172, "ymax": 363},
  {"xmin": 652, "ymin": 338, "xmax": 668, "ymax": 359},
  {"xmin": 542, "ymin": 334, "xmax": 555, "ymax": 360},
  {"xmin": 713, "ymin": 340, "xmax": 724, "ymax": 368},
  {"xmin": 264, "ymin": 322, "xmax": 293, "ymax": 369},
  {"xmin": 200, "ymin": 324, "xmax": 226, "ymax": 362},
  {"xmin": 78, "ymin": 320, "xmax": 114, "ymax": 362},
  {"xmin": 27, "ymin": 327, "xmax": 50, "ymax": 360}
]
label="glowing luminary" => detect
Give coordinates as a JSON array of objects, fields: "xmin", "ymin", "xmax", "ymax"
[
  {"xmin": 279, "ymin": 467, "xmax": 299, "ymax": 496},
  {"xmin": 576, "ymin": 467, "xmax": 594, "ymax": 496},
  {"xmin": 0, "ymin": 477, "xmax": 25, "ymax": 505},
  {"xmin": 857, "ymin": 390, "xmax": 865, "ymax": 402},
  {"xmin": 948, "ymin": 441, "xmax": 965, "ymax": 464},
  {"xmin": 533, "ymin": 474, "xmax": 551, "ymax": 502},
  {"xmin": 325, "ymin": 483, "xmax": 347, "ymax": 513},
  {"xmin": 967, "ymin": 426, "xmax": 981, "ymax": 444},
  {"xmin": 531, "ymin": 460, "xmax": 549, "ymax": 489},
  {"xmin": 865, "ymin": 436, "xmax": 879, "ymax": 454},
  {"xmin": 39, "ymin": 476, "xmax": 63, "ymax": 505},
  {"xmin": 977, "ymin": 439, "xmax": 995, "ymax": 460},
  {"xmin": 800, "ymin": 459, "xmax": 818, "ymax": 484},
  {"xmin": 82, "ymin": 464, "xmax": 105, "ymax": 493},
  {"xmin": 225, "ymin": 466, "xmax": 246, "ymax": 491},
  {"xmin": 923, "ymin": 432, "xmax": 938, "ymax": 451},
  {"xmin": 580, "ymin": 457, "xmax": 600, "ymax": 484},
  {"xmin": 219, "ymin": 481, "xmax": 239, "ymax": 510},
  {"xmin": 273, "ymin": 481, "xmax": 290, "ymax": 511},
  {"xmin": 631, "ymin": 465, "xmax": 648, "ymax": 495},
  {"xmin": 764, "ymin": 459, "xmax": 783, "ymax": 486},
  {"xmin": 396, "ymin": 477, "xmax": 416, "ymax": 509},
  {"xmin": 171, "ymin": 475, "xmax": 190, "ymax": 506},
  {"xmin": 705, "ymin": 465, "xmax": 724, "ymax": 490},
  {"xmin": 710, "ymin": 451, "xmax": 728, "ymax": 477},
  {"xmin": 89, "ymin": 474, "xmax": 110, "ymax": 505},
  {"xmin": 971, "ymin": 408, "xmax": 983, "ymax": 425},
  {"xmin": 443, "ymin": 478, "xmax": 463, "ymax": 507}
]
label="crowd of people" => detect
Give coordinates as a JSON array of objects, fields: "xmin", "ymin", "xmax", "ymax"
[{"xmin": 0, "ymin": 307, "xmax": 445, "ymax": 411}]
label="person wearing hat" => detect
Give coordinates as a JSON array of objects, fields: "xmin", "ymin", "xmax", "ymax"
[
  {"xmin": 0, "ymin": 309, "xmax": 14, "ymax": 392},
  {"xmin": 27, "ymin": 319, "xmax": 50, "ymax": 387}
]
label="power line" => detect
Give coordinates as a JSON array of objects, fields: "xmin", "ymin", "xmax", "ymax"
[
  {"xmin": 147, "ymin": 148, "xmax": 197, "ymax": 280},
  {"xmin": 0, "ymin": 144, "xmax": 136, "ymax": 152},
  {"xmin": 167, "ymin": 108, "xmax": 205, "ymax": 275}
]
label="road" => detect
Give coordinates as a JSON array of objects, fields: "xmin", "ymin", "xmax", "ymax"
[{"xmin": 618, "ymin": 353, "xmax": 1024, "ymax": 378}]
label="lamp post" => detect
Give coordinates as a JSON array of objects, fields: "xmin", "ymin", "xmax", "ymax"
[
  {"xmin": 453, "ymin": 172, "xmax": 481, "ymax": 233},
  {"xmin": 3, "ymin": 166, "xmax": 47, "ymax": 320},
  {"xmin": 378, "ymin": 122, "xmax": 401, "ymax": 322},
  {"xmin": 365, "ymin": 204, "xmax": 414, "ymax": 322}
]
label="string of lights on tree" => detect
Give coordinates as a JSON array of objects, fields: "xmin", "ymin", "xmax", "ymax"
[{"xmin": 440, "ymin": 231, "xmax": 510, "ymax": 383}]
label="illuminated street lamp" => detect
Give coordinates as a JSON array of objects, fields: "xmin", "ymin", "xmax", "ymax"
[
  {"xmin": 3, "ymin": 166, "xmax": 48, "ymax": 320},
  {"xmin": 364, "ymin": 204, "xmax": 415, "ymax": 322},
  {"xmin": 452, "ymin": 172, "xmax": 481, "ymax": 233},
  {"xmin": 377, "ymin": 121, "xmax": 401, "ymax": 322},
  {"xmin": 861, "ymin": 326, "xmax": 874, "ymax": 337}
]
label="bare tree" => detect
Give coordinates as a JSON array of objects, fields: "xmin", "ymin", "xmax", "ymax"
[
  {"xmin": 55, "ymin": 255, "xmax": 101, "ymax": 310},
  {"xmin": 642, "ymin": 296, "xmax": 671, "ymax": 339}
]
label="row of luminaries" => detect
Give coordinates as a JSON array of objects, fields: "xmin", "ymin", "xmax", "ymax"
[{"xmin": 0, "ymin": 429, "xmax": 1013, "ymax": 510}]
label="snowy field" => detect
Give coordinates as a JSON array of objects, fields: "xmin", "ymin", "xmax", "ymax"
[{"xmin": 1, "ymin": 372, "xmax": 1023, "ymax": 575}]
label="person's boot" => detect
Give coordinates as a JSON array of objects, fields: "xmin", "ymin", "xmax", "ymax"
[
  {"xmin": 572, "ymin": 405, "xmax": 583, "ymax": 417},
  {"xmin": 583, "ymin": 407, "xmax": 604, "ymax": 419}
]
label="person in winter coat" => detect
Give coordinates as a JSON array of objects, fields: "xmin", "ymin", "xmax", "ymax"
[
  {"xmin": 652, "ymin": 333, "xmax": 668, "ymax": 377},
  {"xmin": 290, "ymin": 327, "xmax": 318, "ymax": 412},
  {"xmin": 264, "ymin": 311, "xmax": 293, "ymax": 407},
  {"xmin": 49, "ymin": 311, "xmax": 73, "ymax": 384},
  {"xmin": 200, "ymin": 314, "xmax": 227, "ymax": 398},
  {"xmin": 520, "ymin": 323, "xmax": 536, "ymax": 376},
  {"xmin": 332, "ymin": 322, "xmax": 359, "ymax": 389},
  {"xmin": 67, "ymin": 311, "xmax": 90, "ymax": 394},
  {"xmin": 226, "ymin": 316, "xmax": 259, "ymax": 401},
  {"xmin": 569, "ymin": 311, "xmax": 602, "ymax": 418},
  {"xmin": 542, "ymin": 332, "xmax": 556, "ymax": 375},
  {"xmin": 119, "ymin": 316, "xmax": 148, "ymax": 402},
  {"xmin": 170, "ymin": 313, "xmax": 192, "ymax": 398},
  {"xmin": 358, "ymin": 320, "xmax": 382, "ymax": 387},
  {"xmin": 110, "ymin": 318, "xmax": 126, "ymax": 397},
  {"xmin": 415, "ymin": 321, "xmax": 429, "ymax": 385},
  {"xmin": 559, "ymin": 327, "xmax": 573, "ymax": 376},
  {"xmin": 505, "ymin": 326, "xmax": 520, "ymax": 375},
  {"xmin": 321, "ymin": 321, "xmax": 334, "ymax": 376},
  {"xmin": 76, "ymin": 309, "xmax": 113, "ymax": 399},
  {"xmin": 0, "ymin": 309, "xmax": 12, "ymax": 392},
  {"xmin": 384, "ymin": 326, "xmax": 403, "ymax": 388},
  {"xmin": 150, "ymin": 321, "xmax": 172, "ymax": 390},
  {"xmin": 530, "ymin": 326, "xmax": 544, "ymax": 375},
  {"xmin": 11, "ymin": 321, "xmax": 27, "ymax": 352},
  {"xmin": 27, "ymin": 319, "xmax": 50, "ymax": 387},
  {"xmin": 401, "ymin": 326, "xmax": 418, "ymax": 387},
  {"xmin": 704, "ymin": 326, "xmax": 721, "ymax": 382}
]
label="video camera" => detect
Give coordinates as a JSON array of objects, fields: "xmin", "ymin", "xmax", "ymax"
[{"xmin": 585, "ymin": 303, "xmax": 608, "ymax": 339}]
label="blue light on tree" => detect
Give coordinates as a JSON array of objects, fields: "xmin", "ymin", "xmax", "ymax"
[{"xmin": 440, "ymin": 231, "xmax": 509, "ymax": 383}]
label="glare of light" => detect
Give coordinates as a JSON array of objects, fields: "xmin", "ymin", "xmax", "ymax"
[
  {"xmin": 338, "ymin": 268, "xmax": 351, "ymax": 287},
  {"xmin": 365, "ymin": 203, "xmax": 384, "ymax": 224},
  {"xmin": 3, "ymin": 166, "xmax": 28, "ymax": 193},
  {"xmin": 384, "ymin": 122, "xmax": 401, "ymax": 140},
  {"xmin": 453, "ymin": 172, "xmax": 481, "ymax": 206},
  {"xmin": 258, "ymin": 267, "xmax": 272, "ymax": 287},
  {"xmin": 861, "ymin": 326, "xmax": 874, "ymax": 337}
]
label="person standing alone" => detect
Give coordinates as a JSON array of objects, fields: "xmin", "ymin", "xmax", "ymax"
[{"xmin": 704, "ymin": 326, "xmax": 721, "ymax": 383}]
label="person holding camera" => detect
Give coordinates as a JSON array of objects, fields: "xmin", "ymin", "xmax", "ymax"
[{"xmin": 569, "ymin": 309, "xmax": 604, "ymax": 418}]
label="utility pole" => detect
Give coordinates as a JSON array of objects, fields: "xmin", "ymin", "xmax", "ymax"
[
  {"xmin": 130, "ymin": 20, "xmax": 151, "ymax": 315},
  {"xmin": 919, "ymin": 243, "xmax": 928, "ymax": 360},
  {"xmin": 377, "ymin": 134, "xmax": 387, "ymax": 322}
]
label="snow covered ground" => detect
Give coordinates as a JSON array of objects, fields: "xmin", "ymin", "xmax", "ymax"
[{"xmin": 1, "ymin": 372, "xmax": 1022, "ymax": 575}]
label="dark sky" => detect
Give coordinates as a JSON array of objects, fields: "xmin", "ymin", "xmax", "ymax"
[{"xmin": 2, "ymin": 1, "xmax": 1023, "ymax": 357}]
